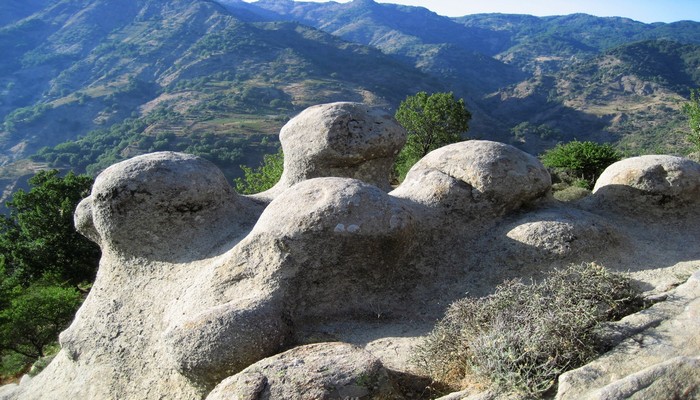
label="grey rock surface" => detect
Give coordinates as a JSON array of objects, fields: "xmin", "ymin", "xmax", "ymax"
[
  {"xmin": 391, "ymin": 140, "xmax": 551, "ymax": 218},
  {"xmin": 206, "ymin": 342, "xmax": 395, "ymax": 400},
  {"xmin": 592, "ymin": 155, "xmax": 700, "ymax": 214},
  {"xmin": 263, "ymin": 102, "xmax": 406, "ymax": 197},
  {"xmin": 556, "ymin": 270, "xmax": 700, "ymax": 400},
  {"xmin": 3, "ymin": 103, "xmax": 700, "ymax": 400}
]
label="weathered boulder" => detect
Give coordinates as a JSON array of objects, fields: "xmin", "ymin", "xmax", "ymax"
[
  {"xmin": 75, "ymin": 151, "xmax": 262, "ymax": 261},
  {"xmin": 592, "ymin": 155, "xmax": 700, "ymax": 214},
  {"xmin": 264, "ymin": 102, "xmax": 406, "ymax": 196},
  {"xmin": 4, "ymin": 102, "xmax": 700, "ymax": 400},
  {"xmin": 206, "ymin": 342, "xmax": 395, "ymax": 400},
  {"xmin": 162, "ymin": 177, "xmax": 419, "ymax": 387},
  {"xmin": 391, "ymin": 140, "xmax": 551, "ymax": 219},
  {"xmin": 503, "ymin": 208, "xmax": 625, "ymax": 263}
]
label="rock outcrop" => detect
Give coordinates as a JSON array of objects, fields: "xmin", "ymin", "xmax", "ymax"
[
  {"xmin": 2, "ymin": 102, "xmax": 699, "ymax": 400},
  {"xmin": 263, "ymin": 102, "xmax": 406, "ymax": 197},
  {"xmin": 556, "ymin": 270, "xmax": 700, "ymax": 400},
  {"xmin": 206, "ymin": 342, "xmax": 396, "ymax": 400}
]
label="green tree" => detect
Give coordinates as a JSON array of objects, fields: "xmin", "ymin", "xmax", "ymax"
[
  {"xmin": 682, "ymin": 88, "xmax": 700, "ymax": 152},
  {"xmin": 234, "ymin": 148, "xmax": 284, "ymax": 195},
  {"xmin": 0, "ymin": 170, "xmax": 100, "ymax": 285},
  {"xmin": 394, "ymin": 92, "xmax": 471, "ymax": 179},
  {"xmin": 0, "ymin": 284, "xmax": 82, "ymax": 358},
  {"xmin": 540, "ymin": 141, "xmax": 621, "ymax": 189}
]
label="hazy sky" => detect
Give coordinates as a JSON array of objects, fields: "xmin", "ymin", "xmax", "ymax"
[{"xmin": 248, "ymin": 0, "xmax": 700, "ymax": 23}]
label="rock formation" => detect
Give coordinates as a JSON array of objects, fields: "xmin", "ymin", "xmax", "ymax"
[{"xmin": 1, "ymin": 102, "xmax": 699, "ymax": 400}]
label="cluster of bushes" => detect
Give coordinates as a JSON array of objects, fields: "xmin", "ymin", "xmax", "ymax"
[
  {"xmin": 3, "ymin": 104, "xmax": 52, "ymax": 134},
  {"xmin": 0, "ymin": 170, "xmax": 99, "ymax": 382},
  {"xmin": 414, "ymin": 263, "xmax": 645, "ymax": 397}
]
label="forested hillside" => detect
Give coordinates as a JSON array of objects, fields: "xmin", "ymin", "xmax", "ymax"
[{"xmin": 1, "ymin": 0, "xmax": 700, "ymax": 203}]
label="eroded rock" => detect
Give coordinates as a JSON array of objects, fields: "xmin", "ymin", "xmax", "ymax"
[
  {"xmin": 206, "ymin": 342, "xmax": 395, "ymax": 400},
  {"xmin": 5, "ymin": 103, "xmax": 700, "ymax": 400},
  {"xmin": 392, "ymin": 140, "xmax": 551, "ymax": 218},
  {"xmin": 592, "ymin": 155, "xmax": 700, "ymax": 214},
  {"xmin": 264, "ymin": 102, "xmax": 406, "ymax": 197},
  {"xmin": 76, "ymin": 151, "xmax": 261, "ymax": 261}
]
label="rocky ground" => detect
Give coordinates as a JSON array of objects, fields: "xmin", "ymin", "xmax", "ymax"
[{"xmin": 1, "ymin": 102, "xmax": 699, "ymax": 400}]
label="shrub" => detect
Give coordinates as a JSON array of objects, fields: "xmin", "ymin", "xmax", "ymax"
[
  {"xmin": 414, "ymin": 263, "xmax": 644, "ymax": 397},
  {"xmin": 540, "ymin": 141, "xmax": 621, "ymax": 189},
  {"xmin": 234, "ymin": 148, "xmax": 284, "ymax": 194},
  {"xmin": 553, "ymin": 186, "xmax": 591, "ymax": 202},
  {"xmin": 682, "ymin": 89, "xmax": 700, "ymax": 152}
]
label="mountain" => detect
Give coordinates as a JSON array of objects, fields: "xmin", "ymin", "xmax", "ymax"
[
  {"xmin": 0, "ymin": 0, "xmax": 438, "ymax": 192},
  {"xmin": 244, "ymin": 0, "xmax": 700, "ymax": 149},
  {"xmin": 2, "ymin": 0, "xmax": 700, "ymax": 206},
  {"xmin": 456, "ymin": 13, "xmax": 700, "ymax": 72},
  {"xmin": 484, "ymin": 39, "xmax": 700, "ymax": 154},
  {"xmin": 243, "ymin": 0, "xmax": 525, "ymax": 95}
]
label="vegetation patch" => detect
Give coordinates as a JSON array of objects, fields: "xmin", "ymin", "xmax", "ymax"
[{"xmin": 414, "ymin": 263, "xmax": 645, "ymax": 397}]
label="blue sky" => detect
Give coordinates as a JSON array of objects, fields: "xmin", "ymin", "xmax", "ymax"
[{"xmin": 248, "ymin": 0, "xmax": 700, "ymax": 23}]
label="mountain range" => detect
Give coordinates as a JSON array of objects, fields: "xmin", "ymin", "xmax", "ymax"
[{"xmin": 1, "ymin": 0, "xmax": 700, "ymax": 201}]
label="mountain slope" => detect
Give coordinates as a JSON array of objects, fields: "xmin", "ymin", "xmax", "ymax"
[
  {"xmin": 244, "ymin": 0, "xmax": 525, "ymax": 96},
  {"xmin": 456, "ymin": 13, "xmax": 700, "ymax": 72},
  {"xmin": 2, "ymin": 0, "xmax": 700, "ymax": 205},
  {"xmin": 485, "ymin": 40, "xmax": 700, "ymax": 154},
  {"xmin": 0, "ymin": 0, "xmax": 438, "ymax": 185}
]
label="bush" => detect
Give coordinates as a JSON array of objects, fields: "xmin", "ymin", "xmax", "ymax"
[
  {"xmin": 553, "ymin": 186, "xmax": 591, "ymax": 202},
  {"xmin": 414, "ymin": 263, "xmax": 644, "ymax": 397},
  {"xmin": 682, "ymin": 89, "xmax": 700, "ymax": 152},
  {"xmin": 540, "ymin": 141, "xmax": 621, "ymax": 189},
  {"xmin": 234, "ymin": 148, "xmax": 283, "ymax": 194}
]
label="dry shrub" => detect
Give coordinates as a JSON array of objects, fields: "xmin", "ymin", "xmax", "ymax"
[
  {"xmin": 414, "ymin": 263, "xmax": 644, "ymax": 397},
  {"xmin": 553, "ymin": 186, "xmax": 591, "ymax": 202}
]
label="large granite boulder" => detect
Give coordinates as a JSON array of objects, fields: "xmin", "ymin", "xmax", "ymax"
[
  {"xmin": 263, "ymin": 102, "xmax": 406, "ymax": 196},
  {"xmin": 592, "ymin": 155, "xmax": 700, "ymax": 214},
  {"xmin": 206, "ymin": 342, "xmax": 396, "ymax": 400},
  {"xmin": 74, "ymin": 151, "xmax": 261, "ymax": 261},
  {"xmin": 4, "ymin": 103, "xmax": 699, "ymax": 400},
  {"xmin": 391, "ymin": 140, "xmax": 551, "ymax": 219},
  {"xmin": 162, "ymin": 177, "xmax": 419, "ymax": 387}
]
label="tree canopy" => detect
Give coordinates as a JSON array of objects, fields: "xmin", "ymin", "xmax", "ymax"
[
  {"xmin": 540, "ymin": 141, "xmax": 621, "ymax": 189},
  {"xmin": 0, "ymin": 170, "xmax": 100, "ymax": 285},
  {"xmin": 0, "ymin": 170, "xmax": 98, "ymax": 374},
  {"xmin": 394, "ymin": 91, "xmax": 471, "ymax": 179},
  {"xmin": 234, "ymin": 147, "xmax": 284, "ymax": 194},
  {"xmin": 0, "ymin": 284, "xmax": 82, "ymax": 359}
]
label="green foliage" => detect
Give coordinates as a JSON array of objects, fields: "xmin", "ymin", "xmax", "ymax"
[
  {"xmin": 552, "ymin": 185, "xmax": 591, "ymax": 202},
  {"xmin": 3, "ymin": 104, "xmax": 52, "ymax": 134},
  {"xmin": 32, "ymin": 107, "xmax": 249, "ymax": 177},
  {"xmin": 234, "ymin": 148, "xmax": 284, "ymax": 194},
  {"xmin": 414, "ymin": 263, "xmax": 645, "ymax": 397},
  {"xmin": 510, "ymin": 122, "xmax": 561, "ymax": 141},
  {"xmin": 0, "ymin": 284, "xmax": 82, "ymax": 359},
  {"xmin": 0, "ymin": 170, "xmax": 99, "ymax": 286},
  {"xmin": 682, "ymin": 88, "xmax": 700, "ymax": 151},
  {"xmin": 0, "ymin": 351, "xmax": 32, "ymax": 383},
  {"xmin": 540, "ymin": 141, "xmax": 621, "ymax": 189},
  {"xmin": 394, "ymin": 92, "xmax": 471, "ymax": 179},
  {"xmin": 0, "ymin": 170, "xmax": 97, "ymax": 378}
]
